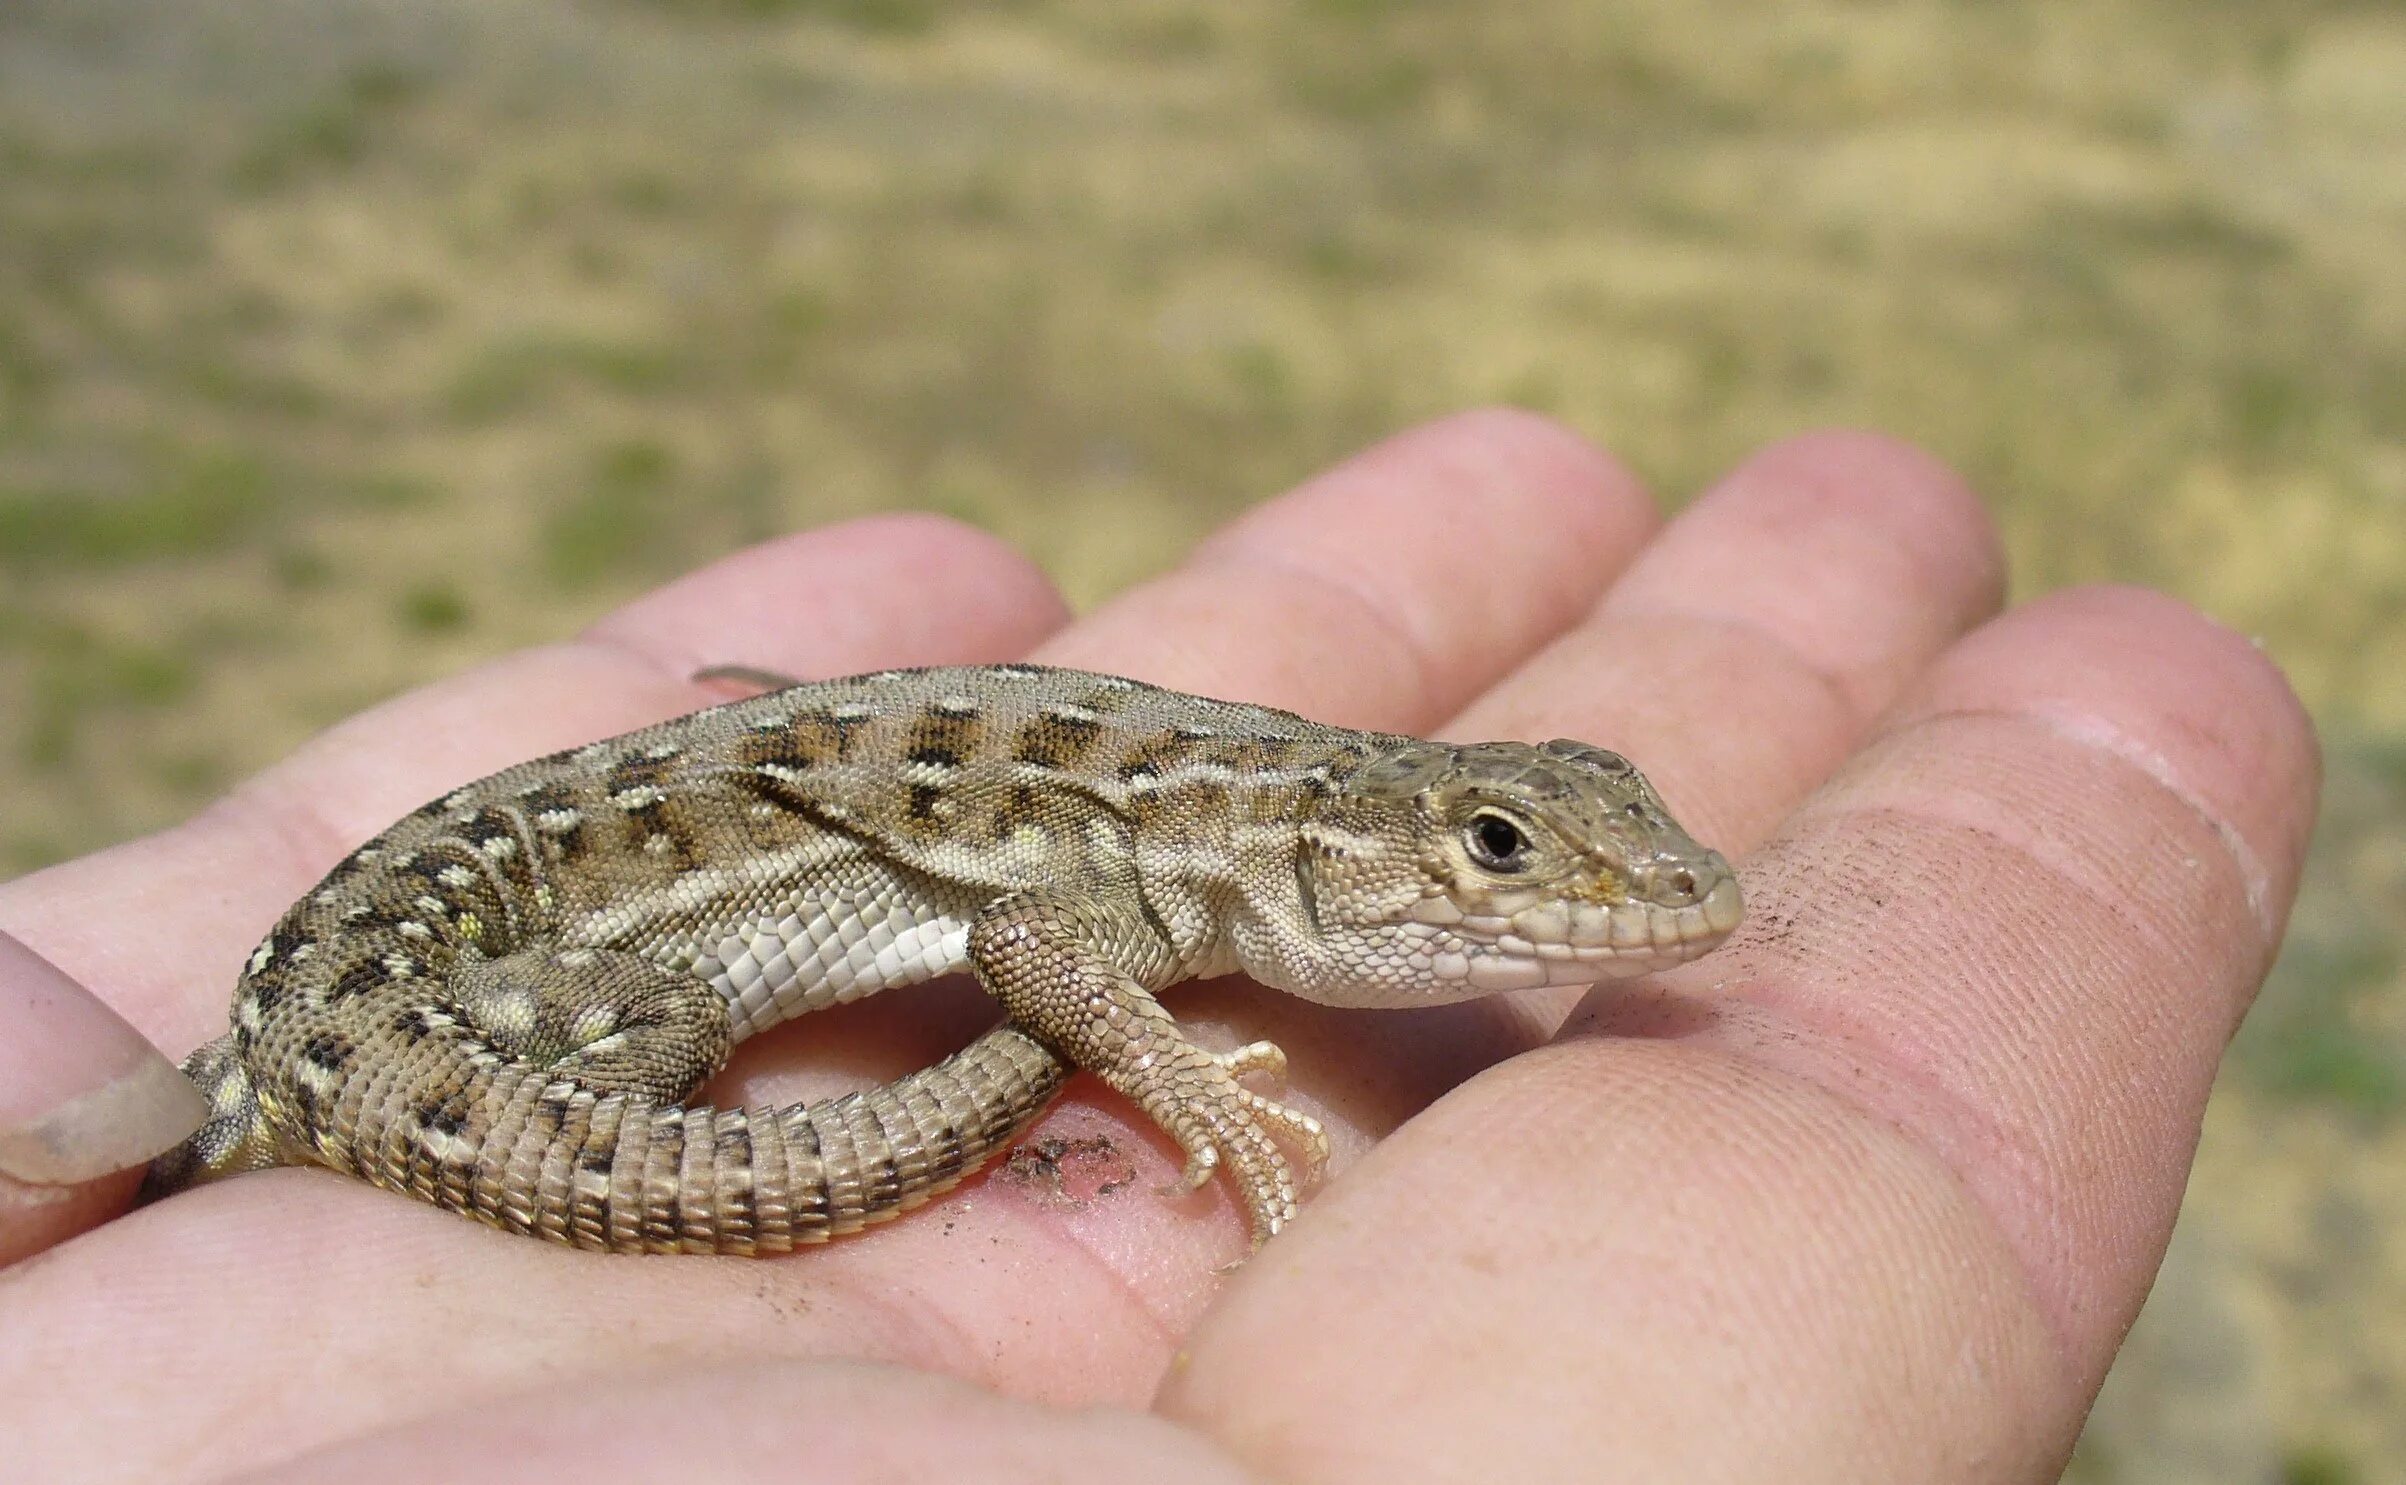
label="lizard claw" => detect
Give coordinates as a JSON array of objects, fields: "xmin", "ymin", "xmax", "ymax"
[{"xmin": 1176, "ymin": 1141, "xmax": 1220, "ymax": 1192}]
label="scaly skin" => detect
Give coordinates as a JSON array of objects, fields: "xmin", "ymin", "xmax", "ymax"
[{"xmin": 141, "ymin": 664, "xmax": 1740, "ymax": 1253}]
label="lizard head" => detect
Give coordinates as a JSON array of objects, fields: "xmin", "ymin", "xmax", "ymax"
[{"xmin": 1267, "ymin": 737, "xmax": 1742, "ymax": 1005}]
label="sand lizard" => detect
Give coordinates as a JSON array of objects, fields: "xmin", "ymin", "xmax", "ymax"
[{"xmin": 141, "ymin": 664, "xmax": 1742, "ymax": 1253}]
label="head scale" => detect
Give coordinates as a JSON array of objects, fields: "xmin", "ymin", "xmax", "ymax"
[{"xmin": 1248, "ymin": 737, "xmax": 1742, "ymax": 1006}]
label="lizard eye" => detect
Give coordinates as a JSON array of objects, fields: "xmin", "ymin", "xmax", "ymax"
[{"xmin": 1464, "ymin": 812, "xmax": 1532, "ymax": 873}]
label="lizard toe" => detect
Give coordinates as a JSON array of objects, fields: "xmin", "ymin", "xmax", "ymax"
[{"xmin": 1216, "ymin": 1039, "xmax": 1289, "ymax": 1085}]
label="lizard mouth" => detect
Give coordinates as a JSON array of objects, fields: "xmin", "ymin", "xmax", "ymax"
[{"xmin": 1405, "ymin": 868, "xmax": 1743, "ymax": 992}]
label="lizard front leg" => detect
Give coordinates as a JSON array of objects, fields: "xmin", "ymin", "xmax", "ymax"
[{"xmin": 968, "ymin": 892, "xmax": 1330, "ymax": 1247}]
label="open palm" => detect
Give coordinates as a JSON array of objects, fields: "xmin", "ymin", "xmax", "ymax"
[{"xmin": 0, "ymin": 412, "xmax": 2316, "ymax": 1483}]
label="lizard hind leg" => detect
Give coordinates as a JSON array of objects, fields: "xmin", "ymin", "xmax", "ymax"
[
  {"xmin": 449, "ymin": 947, "xmax": 731, "ymax": 1102},
  {"xmin": 138, "ymin": 1035, "xmax": 285, "ymax": 1198}
]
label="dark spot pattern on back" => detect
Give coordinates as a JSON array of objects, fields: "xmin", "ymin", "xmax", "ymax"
[
  {"xmin": 326, "ymin": 960, "xmax": 389, "ymax": 1003},
  {"xmin": 603, "ymin": 749, "xmax": 677, "ymax": 801},
  {"xmin": 460, "ymin": 809, "xmax": 517, "ymax": 847},
  {"xmin": 1013, "ymin": 709, "xmax": 1103, "ymax": 771},
  {"xmin": 987, "ymin": 781, "xmax": 1042, "ymax": 844},
  {"xmin": 789, "ymin": 708, "xmax": 872, "ymax": 760},
  {"xmin": 903, "ymin": 709, "xmax": 980, "ymax": 772},
  {"xmin": 738, "ymin": 726, "xmax": 829, "ymax": 776},
  {"xmin": 419, "ymin": 1097, "xmax": 470, "ymax": 1138}
]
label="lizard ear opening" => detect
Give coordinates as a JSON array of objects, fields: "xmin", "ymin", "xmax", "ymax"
[
  {"xmin": 1292, "ymin": 838, "xmax": 1320, "ymax": 936},
  {"xmin": 1291, "ymin": 823, "xmax": 1342, "ymax": 936}
]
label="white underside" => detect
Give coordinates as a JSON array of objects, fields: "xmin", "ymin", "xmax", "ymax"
[
  {"xmin": 565, "ymin": 845, "xmax": 983, "ymax": 1045},
  {"xmin": 687, "ymin": 891, "xmax": 973, "ymax": 1043}
]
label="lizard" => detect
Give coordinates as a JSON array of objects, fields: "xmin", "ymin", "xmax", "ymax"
[{"xmin": 139, "ymin": 663, "xmax": 1742, "ymax": 1254}]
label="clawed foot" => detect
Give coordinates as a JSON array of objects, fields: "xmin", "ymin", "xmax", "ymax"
[
  {"xmin": 1132, "ymin": 1038, "xmax": 1330, "ymax": 1250},
  {"xmin": 965, "ymin": 893, "xmax": 1336, "ymax": 1256}
]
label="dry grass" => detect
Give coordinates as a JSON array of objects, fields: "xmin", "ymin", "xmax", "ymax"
[{"xmin": 2, "ymin": 1, "xmax": 2402, "ymax": 1477}]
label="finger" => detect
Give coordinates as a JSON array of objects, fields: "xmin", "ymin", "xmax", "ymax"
[
  {"xmin": 1165, "ymin": 586, "xmax": 2318, "ymax": 1483},
  {"xmin": 230, "ymin": 1361, "xmax": 1248, "ymax": 1485},
  {"xmin": 0, "ymin": 934, "xmax": 204, "ymax": 1266},
  {"xmin": 1454, "ymin": 430, "xmax": 2004, "ymax": 852},
  {"xmin": 1677, "ymin": 586, "xmax": 2317, "ymax": 1367},
  {"xmin": 1041, "ymin": 407, "xmax": 1659, "ymax": 726},
  {"xmin": 0, "ymin": 515, "xmax": 1067, "ymax": 1052},
  {"xmin": 1383, "ymin": 429, "xmax": 1999, "ymax": 1062},
  {"xmin": 4, "ymin": 1188, "xmax": 1241, "ymax": 1482}
]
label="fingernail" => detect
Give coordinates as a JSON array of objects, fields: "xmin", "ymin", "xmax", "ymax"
[{"xmin": 0, "ymin": 934, "xmax": 205, "ymax": 1186}]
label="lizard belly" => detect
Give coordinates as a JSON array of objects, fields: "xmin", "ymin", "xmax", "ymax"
[
  {"xmin": 557, "ymin": 854, "xmax": 984, "ymax": 1043},
  {"xmin": 687, "ymin": 886, "xmax": 975, "ymax": 1042}
]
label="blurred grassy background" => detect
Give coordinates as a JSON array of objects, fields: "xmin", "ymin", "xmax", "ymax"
[{"xmin": 1, "ymin": 1, "xmax": 2400, "ymax": 1477}]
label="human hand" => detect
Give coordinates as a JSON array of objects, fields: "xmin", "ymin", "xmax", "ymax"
[{"xmin": 0, "ymin": 412, "xmax": 2316, "ymax": 1483}]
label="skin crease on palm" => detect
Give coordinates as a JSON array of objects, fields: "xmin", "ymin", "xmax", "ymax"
[{"xmin": 0, "ymin": 411, "xmax": 2316, "ymax": 1485}]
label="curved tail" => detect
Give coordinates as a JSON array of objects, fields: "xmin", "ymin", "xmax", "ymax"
[{"xmin": 151, "ymin": 1021, "xmax": 1069, "ymax": 1254}]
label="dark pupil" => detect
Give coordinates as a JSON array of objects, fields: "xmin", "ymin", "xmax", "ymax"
[{"xmin": 1471, "ymin": 815, "xmax": 1526, "ymax": 867}]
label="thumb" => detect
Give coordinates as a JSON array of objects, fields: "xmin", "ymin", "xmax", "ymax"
[{"xmin": 0, "ymin": 932, "xmax": 205, "ymax": 1266}]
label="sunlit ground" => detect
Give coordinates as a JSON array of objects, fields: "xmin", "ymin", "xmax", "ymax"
[{"xmin": 2, "ymin": 2, "xmax": 2401, "ymax": 1477}]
